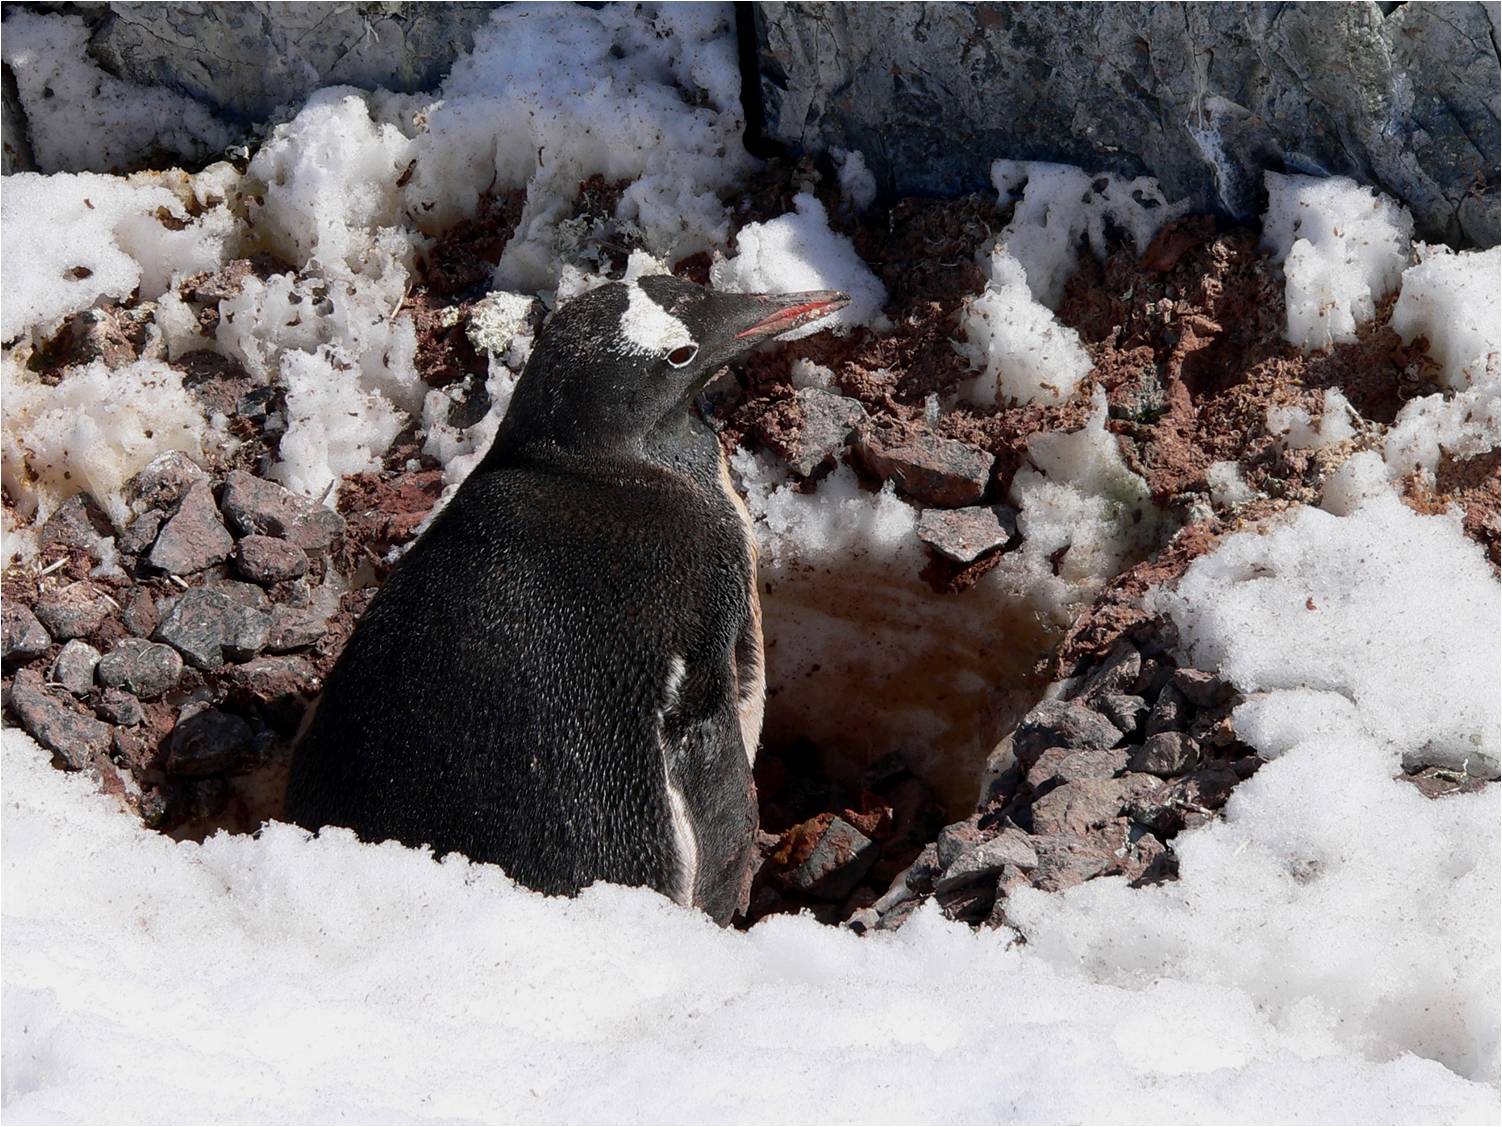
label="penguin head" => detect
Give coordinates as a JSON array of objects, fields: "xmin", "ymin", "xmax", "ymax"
[{"xmin": 496, "ymin": 276, "xmax": 849, "ymax": 457}]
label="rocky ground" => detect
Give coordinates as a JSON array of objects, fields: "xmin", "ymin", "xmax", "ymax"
[{"xmin": 2, "ymin": 155, "xmax": 1495, "ymax": 925}]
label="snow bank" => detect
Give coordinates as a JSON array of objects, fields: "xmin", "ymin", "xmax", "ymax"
[
  {"xmin": 0, "ymin": 10, "xmax": 236, "ymax": 175},
  {"xmin": 5, "ymin": 727, "xmax": 1497, "ymax": 1124},
  {"xmin": 957, "ymin": 160, "xmax": 1185, "ymax": 406},
  {"xmin": 1261, "ymin": 172, "xmax": 1413, "ymax": 352},
  {"xmin": 711, "ymin": 194, "xmax": 888, "ymax": 337}
]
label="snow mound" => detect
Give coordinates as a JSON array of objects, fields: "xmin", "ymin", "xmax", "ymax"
[
  {"xmin": 1262, "ymin": 172, "xmax": 1414, "ymax": 352},
  {"xmin": 711, "ymin": 194, "xmax": 888, "ymax": 338},
  {"xmin": 1390, "ymin": 244, "xmax": 1501, "ymax": 393},
  {"xmin": 5, "ymin": 727, "xmax": 1497, "ymax": 1123}
]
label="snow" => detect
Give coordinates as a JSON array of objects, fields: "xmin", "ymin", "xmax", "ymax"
[
  {"xmin": 832, "ymin": 147, "xmax": 878, "ymax": 213},
  {"xmin": 1267, "ymin": 389, "xmax": 1357, "ymax": 451},
  {"xmin": 1390, "ymin": 244, "xmax": 1502, "ymax": 393},
  {"xmin": 710, "ymin": 193, "xmax": 888, "ymax": 338},
  {"xmin": 1262, "ymin": 172, "xmax": 1414, "ymax": 352}
]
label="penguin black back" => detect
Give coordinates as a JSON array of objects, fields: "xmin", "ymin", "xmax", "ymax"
[{"xmin": 286, "ymin": 276, "xmax": 848, "ymax": 923}]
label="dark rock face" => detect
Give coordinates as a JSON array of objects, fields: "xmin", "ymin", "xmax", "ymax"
[
  {"xmin": 154, "ymin": 588, "xmax": 271, "ymax": 670},
  {"xmin": 753, "ymin": 2, "xmax": 1501, "ymax": 247},
  {"xmin": 2, "ymin": 603, "xmax": 51, "ymax": 663},
  {"xmin": 97, "ymin": 637, "xmax": 183, "ymax": 699},
  {"xmin": 8, "ymin": 668, "xmax": 113, "ymax": 768}
]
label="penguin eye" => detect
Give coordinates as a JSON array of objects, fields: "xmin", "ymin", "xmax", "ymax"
[{"xmin": 666, "ymin": 343, "xmax": 699, "ymax": 368}]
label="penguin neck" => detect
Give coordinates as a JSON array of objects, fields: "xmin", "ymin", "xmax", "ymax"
[{"xmin": 482, "ymin": 407, "xmax": 722, "ymax": 492}]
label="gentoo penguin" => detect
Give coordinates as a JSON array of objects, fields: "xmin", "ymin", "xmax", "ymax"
[{"xmin": 286, "ymin": 276, "xmax": 848, "ymax": 924}]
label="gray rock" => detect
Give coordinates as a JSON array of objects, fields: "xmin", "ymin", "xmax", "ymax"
[
  {"xmin": 121, "ymin": 588, "xmax": 159, "ymax": 637},
  {"xmin": 1029, "ymin": 832, "xmax": 1120, "ymax": 893},
  {"xmin": 1025, "ymin": 745, "xmax": 1130, "ymax": 792},
  {"xmin": 2, "ymin": 603, "xmax": 51, "ymax": 662},
  {"xmin": 916, "ymin": 504, "xmax": 1017, "ymax": 563},
  {"xmin": 221, "ymin": 654, "xmax": 315, "ymax": 699},
  {"xmin": 234, "ymin": 534, "xmax": 308, "ymax": 584},
  {"xmin": 857, "ymin": 426, "xmax": 994, "ymax": 507},
  {"xmin": 164, "ymin": 708, "xmax": 253, "ymax": 778},
  {"xmin": 753, "ymin": 2, "xmax": 1500, "ymax": 247},
  {"xmin": 126, "ymin": 451, "xmax": 206, "ymax": 514},
  {"xmin": 50, "ymin": 640, "xmax": 101, "ymax": 696},
  {"xmin": 1131, "ymin": 731, "xmax": 1203, "ymax": 778},
  {"xmin": 97, "ymin": 637, "xmax": 183, "ymax": 698},
  {"xmin": 214, "ymin": 580, "xmax": 273, "ymax": 613},
  {"xmin": 40, "ymin": 493, "xmax": 115, "ymax": 557},
  {"xmin": 1012, "ymin": 699, "xmax": 1124, "ymax": 765},
  {"xmin": 96, "ymin": 687, "xmax": 144, "ymax": 726},
  {"xmin": 7, "ymin": 668, "xmax": 112, "ymax": 768},
  {"xmin": 1401, "ymin": 740, "xmax": 1502, "ymax": 782},
  {"xmin": 1171, "ymin": 667, "xmax": 1235, "ymax": 708},
  {"xmin": 264, "ymin": 604, "xmax": 329, "ymax": 653},
  {"xmin": 118, "ymin": 509, "xmax": 166, "ymax": 556},
  {"xmin": 1146, "ymin": 684, "xmax": 1190, "ymax": 736},
  {"xmin": 147, "ymin": 480, "xmax": 233, "ymax": 575},
  {"xmin": 33, "ymin": 581, "xmax": 114, "ymax": 640},
  {"xmin": 935, "ymin": 816, "xmax": 987, "ymax": 870},
  {"xmin": 1095, "ymin": 693, "xmax": 1148, "ymax": 736},
  {"xmin": 1030, "ymin": 778, "xmax": 1145, "ymax": 838},
  {"xmin": 788, "ymin": 387, "xmax": 867, "ymax": 477},
  {"xmin": 221, "ymin": 471, "xmax": 344, "ymax": 550},
  {"xmin": 780, "ymin": 816, "xmax": 879, "ymax": 900},
  {"xmin": 935, "ymin": 829, "xmax": 1039, "ymax": 894},
  {"xmin": 154, "ymin": 587, "xmax": 271, "ymax": 669},
  {"xmin": 1077, "ymin": 640, "xmax": 1142, "ymax": 701}
]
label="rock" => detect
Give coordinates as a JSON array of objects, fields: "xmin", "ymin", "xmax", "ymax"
[
  {"xmin": 916, "ymin": 504, "xmax": 1017, "ymax": 563},
  {"xmin": 1025, "ymin": 745, "xmax": 1130, "ymax": 792},
  {"xmin": 1095, "ymin": 693, "xmax": 1148, "ymax": 736},
  {"xmin": 1077, "ymin": 640, "xmax": 1142, "ymax": 701},
  {"xmin": 164, "ymin": 709, "xmax": 254, "ymax": 778},
  {"xmin": 121, "ymin": 588, "xmax": 159, "ymax": 637},
  {"xmin": 752, "ymin": 2, "xmax": 1500, "ymax": 246},
  {"xmin": 1012, "ymin": 699, "xmax": 1124, "ymax": 765},
  {"xmin": 96, "ymin": 687, "xmax": 144, "ymax": 726},
  {"xmin": 221, "ymin": 470, "xmax": 344, "ymax": 550},
  {"xmin": 935, "ymin": 829, "xmax": 1039, "ymax": 893},
  {"xmin": 32, "ymin": 581, "xmax": 114, "ymax": 640},
  {"xmin": 780, "ymin": 815, "xmax": 880, "ymax": 900},
  {"xmin": 788, "ymin": 387, "xmax": 867, "ymax": 477},
  {"xmin": 2, "ymin": 603, "xmax": 51, "ymax": 662},
  {"xmin": 1030, "ymin": 777, "xmax": 1147, "ymax": 838},
  {"xmin": 857, "ymin": 426, "xmax": 994, "ymax": 507},
  {"xmin": 935, "ymin": 816, "xmax": 988, "ymax": 869},
  {"xmin": 264, "ymin": 605, "xmax": 329, "ymax": 653},
  {"xmin": 1132, "ymin": 731, "xmax": 1202, "ymax": 777},
  {"xmin": 147, "ymin": 480, "xmax": 234, "ymax": 575},
  {"xmin": 215, "ymin": 580, "xmax": 273, "ymax": 613},
  {"xmin": 40, "ymin": 493, "xmax": 115, "ymax": 557},
  {"xmin": 234, "ymin": 534, "xmax": 308, "ymax": 584},
  {"xmin": 222, "ymin": 655, "xmax": 315, "ymax": 700},
  {"xmin": 117, "ymin": 509, "xmax": 166, "ymax": 556},
  {"xmin": 1145, "ymin": 684, "xmax": 1190, "ymax": 736},
  {"xmin": 1402, "ymin": 740, "xmax": 1502, "ymax": 782},
  {"xmin": 97, "ymin": 637, "xmax": 184, "ymax": 699},
  {"xmin": 7, "ymin": 668, "xmax": 112, "ymax": 768},
  {"xmin": 49, "ymin": 640, "xmax": 101, "ymax": 696},
  {"xmin": 1171, "ymin": 667, "xmax": 1235, "ymax": 708},
  {"xmin": 1029, "ymin": 831, "xmax": 1122, "ymax": 893},
  {"xmin": 126, "ymin": 451, "xmax": 206, "ymax": 514},
  {"xmin": 154, "ymin": 587, "xmax": 271, "ymax": 669}
]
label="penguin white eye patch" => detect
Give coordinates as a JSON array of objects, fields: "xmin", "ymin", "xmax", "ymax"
[{"xmin": 666, "ymin": 343, "xmax": 699, "ymax": 367}]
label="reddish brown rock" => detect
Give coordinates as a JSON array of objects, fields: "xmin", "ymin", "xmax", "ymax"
[{"xmin": 857, "ymin": 425, "xmax": 994, "ymax": 507}]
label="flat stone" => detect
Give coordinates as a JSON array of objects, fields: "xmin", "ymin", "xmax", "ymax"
[
  {"xmin": 1131, "ymin": 731, "xmax": 1202, "ymax": 777},
  {"xmin": 234, "ymin": 534, "xmax": 308, "ymax": 584},
  {"xmin": 126, "ymin": 451, "xmax": 206, "ymax": 513},
  {"xmin": 121, "ymin": 589, "xmax": 159, "ymax": 637},
  {"xmin": 96, "ymin": 687, "xmax": 144, "ymax": 726},
  {"xmin": 164, "ymin": 709, "xmax": 254, "ymax": 778},
  {"xmin": 1095, "ymin": 693, "xmax": 1148, "ymax": 736},
  {"xmin": 857, "ymin": 426, "xmax": 994, "ymax": 507},
  {"xmin": 788, "ymin": 387, "xmax": 867, "ymax": 477},
  {"xmin": 97, "ymin": 637, "xmax": 183, "ymax": 698},
  {"xmin": 49, "ymin": 640, "xmax": 101, "ymax": 695},
  {"xmin": 780, "ymin": 815, "xmax": 879, "ymax": 900},
  {"xmin": 935, "ymin": 829, "xmax": 1039, "ymax": 893},
  {"xmin": 147, "ymin": 480, "xmax": 233, "ymax": 575},
  {"xmin": 1012, "ymin": 699, "xmax": 1124, "ymax": 765},
  {"xmin": 916, "ymin": 504, "xmax": 1017, "ymax": 563},
  {"xmin": 1026, "ymin": 745, "xmax": 1130, "ymax": 792},
  {"xmin": 154, "ymin": 587, "xmax": 271, "ymax": 669},
  {"xmin": 935, "ymin": 816, "xmax": 987, "ymax": 869},
  {"xmin": 1171, "ymin": 667, "xmax": 1235, "ymax": 708},
  {"xmin": 1029, "ymin": 831, "xmax": 1122, "ymax": 893},
  {"xmin": 221, "ymin": 470, "xmax": 344, "ymax": 551},
  {"xmin": 221, "ymin": 655, "xmax": 315, "ymax": 700},
  {"xmin": 2, "ymin": 603, "xmax": 51, "ymax": 662},
  {"xmin": 7, "ymin": 668, "xmax": 112, "ymax": 768},
  {"xmin": 1030, "ymin": 777, "xmax": 1146, "ymax": 838},
  {"xmin": 264, "ymin": 605, "xmax": 330, "ymax": 653},
  {"xmin": 32, "ymin": 581, "xmax": 113, "ymax": 640}
]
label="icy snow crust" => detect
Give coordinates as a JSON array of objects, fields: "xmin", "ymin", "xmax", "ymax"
[
  {"xmin": 5, "ymin": 725, "xmax": 1497, "ymax": 1125},
  {"xmin": 3, "ymin": 2, "xmax": 1500, "ymax": 1120}
]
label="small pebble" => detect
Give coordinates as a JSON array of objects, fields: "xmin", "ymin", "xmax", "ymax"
[{"xmin": 49, "ymin": 639, "xmax": 101, "ymax": 696}]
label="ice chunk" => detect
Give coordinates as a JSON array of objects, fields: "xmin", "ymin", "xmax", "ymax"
[
  {"xmin": 1389, "ymin": 244, "xmax": 1501, "ymax": 393},
  {"xmin": 711, "ymin": 194, "xmax": 886, "ymax": 338},
  {"xmin": 1261, "ymin": 172, "xmax": 1413, "ymax": 352}
]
